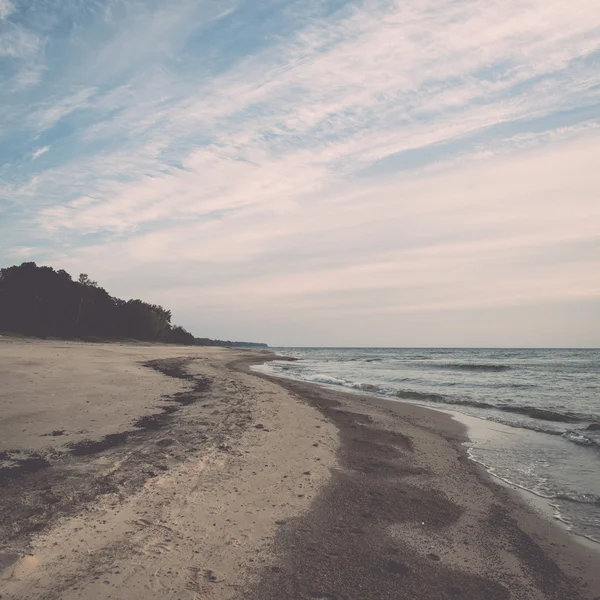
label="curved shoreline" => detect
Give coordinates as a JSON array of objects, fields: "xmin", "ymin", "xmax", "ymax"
[
  {"xmin": 237, "ymin": 351, "xmax": 600, "ymax": 599},
  {"xmin": 254, "ymin": 355, "xmax": 600, "ymax": 546},
  {"xmin": 1, "ymin": 341, "xmax": 599, "ymax": 599}
]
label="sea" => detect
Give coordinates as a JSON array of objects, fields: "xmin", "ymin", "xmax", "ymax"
[{"xmin": 254, "ymin": 348, "xmax": 600, "ymax": 545}]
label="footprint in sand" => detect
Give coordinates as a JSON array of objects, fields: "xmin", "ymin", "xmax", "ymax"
[{"xmin": 186, "ymin": 566, "xmax": 222, "ymax": 592}]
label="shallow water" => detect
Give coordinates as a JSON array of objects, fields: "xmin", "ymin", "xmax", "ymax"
[{"xmin": 256, "ymin": 348, "xmax": 600, "ymax": 543}]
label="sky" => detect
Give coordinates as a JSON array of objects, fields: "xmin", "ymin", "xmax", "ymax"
[{"xmin": 1, "ymin": 0, "xmax": 599, "ymax": 347}]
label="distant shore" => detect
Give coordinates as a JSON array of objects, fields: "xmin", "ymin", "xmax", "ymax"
[{"xmin": 1, "ymin": 339, "xmax": 598, "ymax": 599}]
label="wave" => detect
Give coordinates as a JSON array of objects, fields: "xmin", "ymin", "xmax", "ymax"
[
  {"xmin": 392, "ymin": 391, "xmax": 594, "ymax": 431},
  {"xmin": 410, "ymin": 362, "xmax": 513, "ymax": 372},
  {"xmin": 392, "ymin": 390, "xmax": 565, "ymax": 417},
  {"xmin": 349, "ymin": 382, "xmax": 389, "ymax": 393},
  {"xmin": 395, "ymin": 389, "xmax": 447, "ymax": 403},
  {"xmin": 497, "ymin": 406, "xmax": 581, "ymax": 423},
  {"xmin": 487, "ymin": 382, "xmax": 536, "ymax": 389},
  {"xmin": 562, "ymin": 430, "xmax": 600, "ymax": 449},
  {"xmin": 394, "ymin": 389, "xmax": 494, "ymax": 409},
  {"xmin": 305, "ymin": 374, "xmax": 348, "ymax": 386},
  {"xmin": 277, "ymin": 365, "xmax": 593, "ymax": 433},
  {"xmin": 553, "ymin": 492, "xmax": 600, "ymax": 506}
]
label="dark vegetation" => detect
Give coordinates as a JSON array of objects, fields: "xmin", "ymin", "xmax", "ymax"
[
  {"xmin": 0, "ymin": 262, "xmax": 267, "ymax": 347},
  {"xmin": 193, "ymin": 338, "xmax": 268, "ymax": 348}
]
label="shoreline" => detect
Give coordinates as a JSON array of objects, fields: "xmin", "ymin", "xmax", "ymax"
[
  {"xmin": 239, "ymin": 353, "xmax": 600, "ymax": 599},
  {"xmin": 253, "ymin": 357, "xmax": 600, "ymax": 551},
  {"xmin": 1, "ymin": 341, "xmax": 599, "ymax": 599}
]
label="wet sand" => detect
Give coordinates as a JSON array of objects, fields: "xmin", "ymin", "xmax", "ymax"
[
  {"xmin": 236, "ymin": 359, "xmax": 600, "ymax": 600},
  {"xmin": 1, "ymin": 339, "xmax": 599, "ymax": 599}
]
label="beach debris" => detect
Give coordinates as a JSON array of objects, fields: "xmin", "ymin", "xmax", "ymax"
[
  {"xmin": 156, "ymin": 438, "xmax": 175, "ymax": 447},
  {"xmin": 41, "ymin": 430, "xmax": 66, "ymax": 437},
  {"xmin": 202, "ymin": 568, "xmax": 220, "ymax": 583}
]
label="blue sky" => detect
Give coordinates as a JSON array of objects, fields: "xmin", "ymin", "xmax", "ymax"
[{"xmin": 1, "ymin": 0, "xmax": 599, "ymax": 346}]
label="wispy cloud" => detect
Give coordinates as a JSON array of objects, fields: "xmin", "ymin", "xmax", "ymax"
[
  {"xmin": 0, "ymin": 26, "xmax": 43, "ymax": 61},
  {"xmin": 0, "ymin": 11, "xmax": 46, "ymax": 92},
  {"xmin": 44, "ymin": 132, "xmax": 600, "ymax": 308},
  {"xmin": 31, "ymin": 145, "xmax": 50, "ymax": 160},
  {"xmin": 0, "ymin": 0, "xmax": 14, "ymax": 20},
  {"xmin": 29, "ymin": 88, "xmax": 96, "ymax": 134}
]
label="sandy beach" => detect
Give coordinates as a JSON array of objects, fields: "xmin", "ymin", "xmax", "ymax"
[{"xmin": 1, "ymin": 338, "xmax": 599, "ymax": 599}]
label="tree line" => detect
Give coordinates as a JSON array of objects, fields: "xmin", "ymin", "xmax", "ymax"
[{"xmin": 0, "ymin": 262, "xmax": 266, "ymax": 347}]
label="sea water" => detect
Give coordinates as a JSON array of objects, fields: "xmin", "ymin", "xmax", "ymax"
[{"xmin": 255, "ymin": 348, "xmax": 600, "ymax": 544}]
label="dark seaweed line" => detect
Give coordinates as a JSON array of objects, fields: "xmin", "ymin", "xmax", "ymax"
[
  {"xmin": 66, "ymin": 358, "xmax": 210, "ymax": 456},
  {"xmin": 0, "ymin": 456, "xmax": 51, "ymax": 486},
  {"xmin": 0, "ymin": 358, "xmax": 210, "ymax": 482},
  {"xmin": 407, "ymin": 362, "xmax": 513, "ymax": 372}
]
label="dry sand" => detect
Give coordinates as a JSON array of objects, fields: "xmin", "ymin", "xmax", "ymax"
[
  {"xmin": 0, "ymin": 339, "xmax": 337, "ymax": 599},
  {"xmin": 0, "ymin": 338, "xmax": 201, "ymax": 453},
  {"xmin": 1, "ymin": 338, "xmax": 599, "ymax": 599}
]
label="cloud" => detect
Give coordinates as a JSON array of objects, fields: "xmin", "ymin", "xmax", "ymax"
[
  {"xmin": 13, "ymin": 1, "xmax": 596, "ymax": 221},
  {"xmin": 1, "ymin": 0, "xmax": 599, "ymax": 344},
  {"xmin": 28, "ymin": 88, "xmax": 96, "ymax": 133},
  {"xmin": 31, "ymin": 145, "xmax": 50, "ymax": 160},
  {"xmin": 0, "ymin": 13, "xmax": 46, "ymax": 92},
  {"xmin": 44, "ymin": 131, "xmax": 600, "ymax": 312},
  {"xmin": 0, "ymin": 26, "xmax": 42, "ymax": 61},
  {"xmin": 0, "ymin": 0, "xmax": 14, "ymax": 20}
]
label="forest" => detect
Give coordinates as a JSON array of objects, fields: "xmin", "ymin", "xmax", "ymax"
[{"xmin": 0, "ymin": 262, "xmax": 266, "ymax": 348}]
